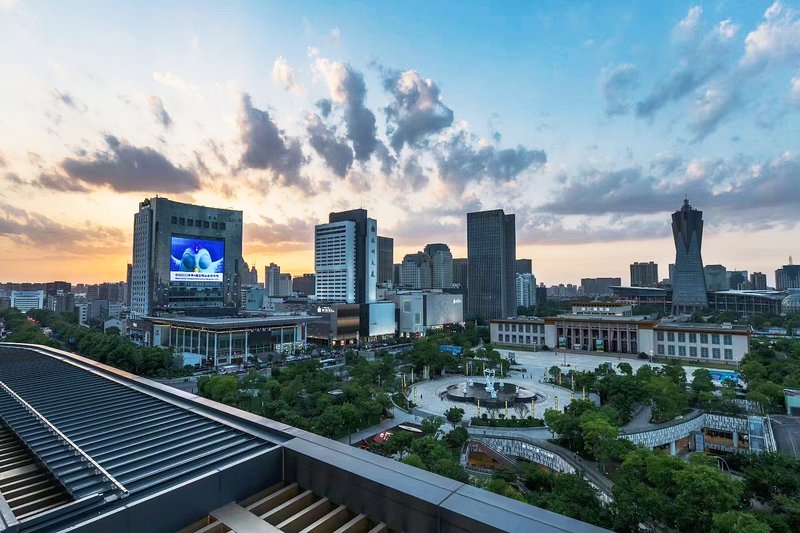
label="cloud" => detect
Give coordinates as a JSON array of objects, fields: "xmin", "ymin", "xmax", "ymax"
[
  {"xmin": 600, "ymin": 64, "xmax": 639, "ymax": 116},
  {"xmin": 741, "ymin": 2, "xmax": 800, "ymax": 72},
  {"xmin": 0, "ymin": 202, "xmax": 125, "ymax": 253},
  {"xmin": 305, "ymin": 113, "xmax": 353, "ymax": 177},
  {"xmin": 519, "ymin": 213, "xmax": 669, "ymax": 245},
  {"xmin": 537, "ymin": 153, "xmax": 800, "ymax": 227},
  {"xmin": 244, "ymin": 217, "xmax": 313, "ymax": 252},
  {"xmin": 401, "ymin": 156, "xmax": 429, "ymax": 191},
  {"xmin": 0, "ymin": 151, "xmax": 6, "ymax": 167},
  {"xmin": 312, "ymin": 58, "xmax": 377, "ymax": 161},
  {"xmin": 330, "ymin": 27, "xmax": 342, "ymax": 43},
  {"xmin": 272, "ymin": 56, "xmax": 304, "ymax": 94},
  {"xmin": 147, "ymin": 95, "xmax": 172, "ymax": 129},
  {"xmin": 436, "ymin": 131, "xmax": 547, "ymax": 189},
  {"xmin": 689, "ymin": 85, "xmax": 738, "ymax": 140},
  {"xmin": 51, "ymin": 89, "xmax": 88, "ymax": 113},
  {"xmin": 316, "ymin": 98, "xmax": 332, "ymax": 118},
  {"xmin": 636, "ymin": 9, "xmax": 738, "ymax": 118},
  {"xmin": 35, "ymin": 172, "xmax": 91, "ymax": 192},
  {"xmin": 153, "ymin": 71, "xmax": 203, "ymax": 102},
  {"xmin": 3, "ymin": 173, "xmax": 23, "ymax": 185},
  {"xmin": 59, "ymin": 134, "xmax": 200, "ymax": 193},
  {"xmin": 237, "ymin": 93, "xmax": 308, "ymax": 188},
  {"xmin": 381, "ymin": 69, "xmax": 454, "ymax": 151},
  {"xmin": 792, "ymin": 74, "xmax": 800, "ymax": 105}
]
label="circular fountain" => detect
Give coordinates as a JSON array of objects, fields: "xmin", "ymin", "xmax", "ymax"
[{"xmin": 445, "ymin": 368, "xmax": 542, "ymax": 407}]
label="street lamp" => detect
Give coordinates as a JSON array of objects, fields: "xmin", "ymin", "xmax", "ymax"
[{"xmin": 649, "ymin": 349, "xmax": 654, "ymax": 363}]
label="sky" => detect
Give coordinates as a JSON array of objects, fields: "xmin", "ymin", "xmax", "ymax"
[{"xmin": 1, "ymin": 0, "xmax": 799, "ymax": 286}]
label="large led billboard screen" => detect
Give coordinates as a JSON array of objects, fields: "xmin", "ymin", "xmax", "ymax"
[{"xmin": 170, "ymin": 236, "xmax": 224, "ymax": 282}]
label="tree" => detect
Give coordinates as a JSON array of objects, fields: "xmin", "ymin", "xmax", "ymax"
[
  {"xmin": 387, "ymin": 430, "xmax": 414, "ymax": 459},
  {"xmin": 401, "ymin": 454, "xmax": 426, "ymax": 469},
  {"xmin": 579, "ymin": 411, "xmax": 618, "ymax": 469},
  {"xmin": 444, "ymin": 407, "xmax": 465, "ymax": 429},
  {"xmin": 421, "ymin": 416, "xmax": 444, "ymax": 436},
  {"xmin": 712, "ymin": 511, "xmax": 771, "ymax": 533},
  {"xmin": 548, "ymin": 365, "xmax": 561, "ymax": 381},
  {"xmin": 315, "ymin": 405, "xmax": 344, "ymax": 438},
  {"xmin": 617, "ymin": 362, "xmax": 633, "ymax": 376},
  {"xmin": 692, "ymin": 368, "xmax": 715, "ymax": 393}
]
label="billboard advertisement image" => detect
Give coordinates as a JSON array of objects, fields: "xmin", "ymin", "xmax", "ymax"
[
  {"xmin": 594, "ymin": 339, "xmax": 605, "ymax": 352},
  {"xmin": 170, "ymin": 236, "xmax": 224, "ymax": 282}
]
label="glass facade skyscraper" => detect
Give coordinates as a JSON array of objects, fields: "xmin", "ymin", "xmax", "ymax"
[
  {"xmin": 671, "ymin": 198, "xmax": 708, "ymax": 314},
  {"xmin": 467, "ymin": 209, "xmax": 516, "ymax": 322}
]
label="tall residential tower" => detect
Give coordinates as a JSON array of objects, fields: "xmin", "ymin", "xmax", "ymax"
[{"xmin": 671, "ymin": 198, "xmax": 707, "ymax": 314}]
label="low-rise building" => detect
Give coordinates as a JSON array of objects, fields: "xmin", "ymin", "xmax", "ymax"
[
  {"xmin": 10, "ymin": 290, "xmax": 45, "ymax": 313},
  {"xmin": 387, "ymin": 291, "xmax": 464, "ymax": 337},
  {"xmin": 490, "ymin": 317, "xmax": 546, "ymax": 349},
  {"xmin": 711, "ymin": 290, "xmax": 787, "ymax": 316}
]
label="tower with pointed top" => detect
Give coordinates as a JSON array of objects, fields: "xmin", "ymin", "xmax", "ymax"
[{"xmin": 671, "ymin": 198, "xmax": 708, "ymax": 314}]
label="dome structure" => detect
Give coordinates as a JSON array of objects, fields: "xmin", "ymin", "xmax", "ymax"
[{"xmin": 782, "ymin": 289, "xmax": 800, "ymax": 314}]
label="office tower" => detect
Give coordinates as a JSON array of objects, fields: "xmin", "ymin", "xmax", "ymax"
[
  {"xmin": 424, "ymin": 243, "xmax": 453, "ymax": 289},
  {"xmin": 130, "ymin": 197, "xmax": 243, "ymax": 318},
  {"xmin": 278, "ymin": 273, "xmax": 292, "ymax": 296},
  {"xmin": 452, "ymin": 258, "xmax": 468, "ymax": 288},
  {"xmin": 10, "ymin": 290, "xmax": 45, "ymax": 313},
  {"xmin": 377, "ymin": 236, "xmax": 394, "ymax": 285},
  {"xmin": 516, "ymin": 273, "xmax": 537, "ymax": 308},
  {"xmin": 393, "ymin": 264, "xmax": 401, "ymax": 286},
  {"xmin": 249, "ymin": 265, "xmax": 259, "ymax": 286},
  {"xmin": 750, "ymin": 272, "xmax": 767, "ymax": 290},
  {"xmin": 46, "ymin": 292, "xmax": 74, "ymax": 314},
  {"xmin": 292, "ymin": 273, "xmax": 316, "ymax": 296},
  {"xmin": 671, "ymin": 198, "xmax": 707, "ymax": 314},
  {"xmin": 515, "ymin": 259, "xmax": 532, "ymax": 275},
  {"xmin": 467, "ymin": 209, "xmax": 516, "ymax": 322},
  {"xmin": 727, "ymin": 270, "xmax": 748, "ymax": 290},
  {"xmin": 535, "ymin": 284, "xmax": 548, "ymax": 307},
  {"xmin": 125, "ymin": 263, "xmax": 132, "ymax": 306},
  {"xmin": 630, "ymin": 261, "xmax": 659, "ymax": 288},
  {"xmin": 45, "ymin": 281, "xmax": 71, "ymax": 297},
  {"xmin": 319, "ymin": 209, "xmax": 377, "ymax": 303},
  {"xmin": 668, "ymin": 263, "xmax": 676, "ymax": 283},
  {"xmin": 704, "ymin": 265, "xmax": 728, "ymax": 292},
  {"xmin": 580, "ymin": 278, "xmax": 622, "ymax": 297},
  {"xmin": 776, "ymin": 262, "xmax": 800, "ymax": 290},
  {"xmin": 265, "ymin": 263, "xmax": 282, "ymax": 297},
  {"xmin": 315, "ymin": 221, "xmax": 356, "ymax": 302},
  {"xmin": 401, "ymin": 252, "xmax": 432, "ymax": 289}
]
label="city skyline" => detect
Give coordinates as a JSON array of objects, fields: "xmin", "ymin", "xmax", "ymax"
[{"xmin": 1, "ymin": 1, "xmax": 799, "ymax": 284}]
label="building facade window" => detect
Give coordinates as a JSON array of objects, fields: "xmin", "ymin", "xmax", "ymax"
[
  {"xmin": 724, "ymin": 349, "xmax": 733, "ymax": 360},
  {"xmin": 690, "ymin": 346, "xmax": 697, "ymax": 357},
  {"xmin": 701, "ymin": 347, "xmax": 709, "ymax": 358},
  {"xmin": 700, "ymin": 334, "xmax": 708, "ymax": 344},
  {"xmin": 689, "ymin": 333, "xmax": 697, "ymax": 343},
  {"xmin": 667, "ymin": 331, "xmax": 675, "ymax": 342},
  {"xmin": 678, "ymin": 346, "xmax": 686, "ymax": 356},
  {"xmin": 724, "ymin": 335, "xmax": 732, "ymax": 345},
  {"xmin": 668, "ymin": 345, "xmax": 675, "ymax": 356},
  {"xmin": 712, "ymin": 334, "xmax": 720, "ymax": 345},
  {"xmin": 657, "ymin": 344, "xmax": 665, "ymax": 355},
  {"xmin": 657, "ymin": 331, "xmax": 664, "ymax": 341},
  {"xmin": 678, "ymin": 332, "xmax": 686, "ymax": 342},
  {"xmin": 712, "ymin": 348, "xmax": 721, "ymax": 359}
]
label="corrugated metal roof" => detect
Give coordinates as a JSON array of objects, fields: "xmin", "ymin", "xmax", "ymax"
[{"xmin": 0, "ymin": 346, "xmax": 272, "ymax": 526}]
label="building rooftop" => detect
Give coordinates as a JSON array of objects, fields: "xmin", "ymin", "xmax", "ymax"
[
  {"xmin": 0, "ymin": 343, "xmax": 607, "ymax": 533},
  {"xmin": 713, "ymin": 290, "xmax": 788, "ymax": 300},
  {"xmin": 491, "ymin": 316, "xmax": 545, "ymax": 323},
  {"xmin": 655, "ymin": 321, "xmax": 753, "ymax": 333},
  {"xmin": 551, "ymin": 314, "xmax": 654, "ymax": 323},
  {"xmin": 145, "ymin": 314, "xmax": 319, "ymax": 329}
]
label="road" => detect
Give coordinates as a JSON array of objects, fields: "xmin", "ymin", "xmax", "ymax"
[{"xmin": 770, "ymin": 415, "xmax": 800, "ymax": 458}]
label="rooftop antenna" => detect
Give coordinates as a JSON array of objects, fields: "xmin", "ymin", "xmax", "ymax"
[{"xmin": 791, "ymin": 255, "xmax": 794, "ymax": 266}]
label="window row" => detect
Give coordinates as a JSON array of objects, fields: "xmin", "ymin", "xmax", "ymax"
[
  {"xmin": 656, "ymin": 344, "xmax": 734, "ymax": 360},
  {"xmin": 656, "ymin": 331, "xmax": 733, "ymax": 345}
]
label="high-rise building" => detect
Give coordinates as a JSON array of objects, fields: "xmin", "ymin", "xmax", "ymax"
[
  {"xmin": 278, "ymin": 273, "xmax": 293, "ymax": 297},
  {"xmin": 535, "ymin": 284, "xmax": 548, "ymax": 307},
  {"xmin": 130, "ymin": 197, "xmax": 243, "ymax": 318},
  {"xmin": 125, "ymin": 263, "xmax": 132, "ymax": 306},
  {"xmin": 401, "ymin": 252, "xmax": 432, "ymax": 289},
  {"xmin": 580, "ymin": 277, "xmax": 622, "ymax": 297},
  {"xmin": 424, "ymin": 243, "xmax": 453, "ymax": 289},
  {"xmin": 515, "ymin": 259, "xmax": 532, "ymax": 275},
  {"xmin": 467, "ymin": 209, "xmax": 516, "ymax": 322},
  {"xmin": 10, "ymin": 290, "xmax": 45, "ymax": 313},
  {"xmin": 265, "ymin": 263, "xmax": 282, "ymax": 297},
  {"xmin": 249, "ymin": 265, "xmax": 259, "ymax": 287},
  {"xmin": 452, "ymin": 258, "xmax": 468, "ymax": 288},
  {"xmin": 515, "ymin": 273, "xmax": 537, "ymax": 308},
  {"xmin": 671, "ymin": 198, "xmax": 707, "ymax": 314},
  {"xmin": 316, "ymin": 209, "xmax": 377, "ymax": 304},
  {"xmin": 727, "ymin": 270, "xmax": 748, "ymax": 290},
  {"xmin": 750, "ymin": 272, "xmax": 768, "ymax": 290},
  {"xmin": 704, "ymin": 265, "xmax": 728, "ymax": 291},
  {"xmin": 630, "ymin": 261, "xmax": 659, "ymax": 288},
  {"xmin": 292, "ymin": 273, "xmax": 316, "ymax": 296},
  {"xmin": 47, "ymin": 292, "xmax": 75, "ymax": 314},
  {"xmin": 776, "ymin": 263, "xmax": 800, "ymax": 290},
  {"xmin": 668, "ymin": 263, "xmax": 676, "ymax": 283},
  {"xmin": 315, "ymin": 221, "xmax": 356, "ymax": 303},
  {"xmin": 393, "ymin": 264, "xmax": 401, "ymax": 286},
  {"xmin": 377, "ymin": 236, "xmax": 394, "ymax": 286}
]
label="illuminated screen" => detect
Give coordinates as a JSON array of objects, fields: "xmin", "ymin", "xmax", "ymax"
[{"xmin": 170, "ymin": 236, "xmax": 224, "ymax": 282}]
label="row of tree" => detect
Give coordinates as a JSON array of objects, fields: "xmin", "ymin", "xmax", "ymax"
[{"xmin": 1, "ymin": 308, "xmax": 186, "ymax": 378}]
